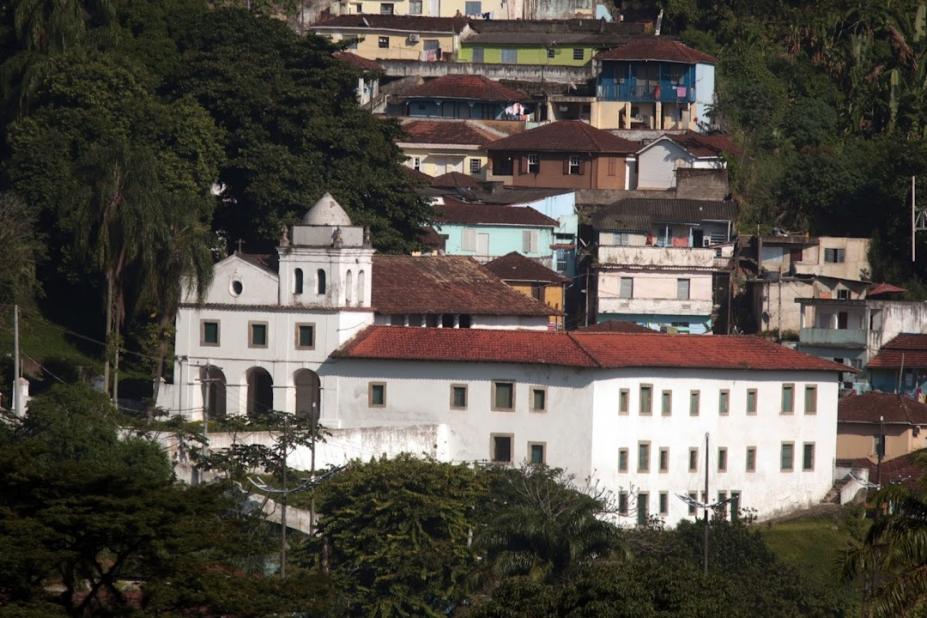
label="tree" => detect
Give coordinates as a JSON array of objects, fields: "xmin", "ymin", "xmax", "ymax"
[
  {"xmin": 0, "ymin": 191, "xmax": 43, "ymax": 305},
  {"xmin": 301, "ymin": 455, "xmax": 482, "ymax": 616}
]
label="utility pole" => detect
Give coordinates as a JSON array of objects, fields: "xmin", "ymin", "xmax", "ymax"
[
  {"xmin": 877, "ymin": 415, "xmax": 885, "ymax": 487},
  {"xmin": 13, "ymin": 305, "xmax": 20, "ymax": 416},
  {"xmin": 309, "ymin": 399, "xmax": 318, "ymax": 533},
  {"xmin": 202, "ymin": 359, "xmax": 210, "ymax": 440},
  {"xmin": 703, "ymin": 431, "xmax": 710, "ymax": 576}
]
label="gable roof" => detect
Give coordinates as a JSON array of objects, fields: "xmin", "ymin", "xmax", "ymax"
[
  {"xmin": 596, "ymin": 37, "xmax": 717, "ymax": 64},
  {"xmin": 312, "ymin": 14, "xmax": 469, "ymax": 33},
  {"xmin": 868, "ymin": 334, "xmax": 927, "ymax": 369},
  {"xmin": 333, "ymin": 51, "xmax": 382, "ymax": 72},
  {"xmin": 638, "ymin": 132, "xmax": 740, "ymax": 158},
  {"xmin": 434, "ymin": 198, "xmax": 558, "ymax": 227},
  {"xmin": 487, "ymin": 121, "xmax": 638, "ymax": 154},
  {"xmin": 867, "ymin": 282, "xmax": 907, "ymax": 297},
  {"xmin": 404, "ymin": 75, "xmax": 527, "ymax": 102},
  {"xmin": 463, "ymin": 19, "xmax": 645, "ymax": 46},
  {"xmin": 590, "ymin": 198, "xmax": 737, "ymax": 230},
  {"xmin": 484, "ymin": 252, "xmax": 568, "ymax": 283},
  {"xmin": 371, "ymin": 255, "xmax": 558, "ymax": 316},
  {"xmin": 840, "ymin": 449, "xmax": 927, "ymax": 490},
  {"xmin": 236, "ymin": 252, "xmax": 279, "ymax": 275},
  {"xmin": 399, "ymin": 120, "xmax": 497, "ymax": 146},
  {"xmin": 335, "ymin": 327, "xmax": 851, "ymax": 372},
  {"xmin": 431, "ymin": 171, "xmax": 483, "ymax": 189},
  {"xmin": 839, "ymin": 391, "xmax": 927, "ymax": 425},
  {"xmin": 577, "ymin": 320, "xmax": 655, "ymax": 333}
]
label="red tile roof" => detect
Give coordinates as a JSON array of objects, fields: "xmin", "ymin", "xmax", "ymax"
[
  {"xmin": 336, "ymin": 328, "xmax": 850, "ymax": 372},
  {"xmin": 577, "ymin": 320, "xmax": 655, "ymax": 333},
  {"xmin": 312, "ymin": 15, "xmax": 469, "ymax": 33},
  {"xmin": 334, "ymin": 326, "xmax": 597, "ymax": 367},
  {"xmin": 372, "ymin": 255, "xmax": 558, "ymax": 316},
  {"xmin": 596, "ymin": 37, "xmax": 717, "ymax": 64},
  {"xmin": 665, "ymin": 131, "xmax": 741, "ymax": 158},
  {"xmin": 842, "ymin": 449, "xmax": 927, "ymax": 490},
  {"xmin": 868, "ymin": 334, "xmax": 927, "ymax": 369},
  {"xmin": 487, "ymin": 120, "xmax": 638, "ymax": 154},
  {"xmin": 399, "ymin": 120, "xmax": 496, "ymax": 146},
  {"xmin": 867, "ymin": 282, "xmax": 907, "ymax": 297},
  {"xmin": 333, "ymin": 51, "xmax": 382, "ymax": 72},
  {"xmin": 402, "ymin": 165, "xmax": 434, "ymax": 184},
  {"xmin": 431, "ymin": 171, "xmax": 483, "ymax": 189},
  {"xmin": 839, "ymin": 391, "xmax": 927, "ymax": 425},
  {"xmin": 435, "ymin": 198, "xmax": 557, "ymax": 227},
  {"xmin": 404, "ymin": 75, "xmax": 527, "ymax": 102},
  {"xmin": 484, "ymin": 252, "xmax": 568, "ymax": 283}
]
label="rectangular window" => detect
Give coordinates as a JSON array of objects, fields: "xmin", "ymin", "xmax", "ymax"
[
  {"xmin": 450, "ymin": 384, "xmax": 468, "ymax": 409},
  {"xmin": 201, "ymin": 320, "xmax": 220, "ymax": 346},
  {"xmin": 527, "ymin": 153, "xmax": 540, "ymax": 174},
  {"xmin": 717, "ymin": 447, "xmax": 727, "ymax": 472},
  {"xmin": 464, "ymin": 0, "xmax": 482, "ymax": 15},
  {"xmin": 379, "ymin": 3, "xmax": 393, "ymax": 13},
  {"xmin": 378, "ymin": 36, "xmax": 389, "ymax": 48},
  {"xmin": 607, "ymin": 157, "xmax": 617, "ymax": 176},
  {"xmin": 529, "ymin": 442, "xmax": 546, "ymax": 465},
  {"xmin": 461, "ymin": 228, "xmax": 477, "ymax": 251},
  {"xmin": 568, "ymin": 155, "xmax": 581, "ymax": 175},
  {"xmin": 661, "ymin": 390, "xmax": 672, "ymax": 416},
  {"xmin": 746, "ymin": 446, "xmax": 756, "ymax": 472},
  {"xmin": 746, "ymin": 388, "xmax": 757, "ymax": 415},
  {"xmin": 659, "ymin": 447, "xmax": 669, "ymax": 473},
  {"xmin": 688, "ymin": 491, "xmax": 697, "ymax": 516},
  {"xmin": 409, "ymin": 0, "xmax": 422, "ymax": 13},
  {"xmin": 659, "ymin": 491, "xmax": 669, "ymax": 516},
  {"xmin": 501, "ymin": 48, "xmax": 517, "ymax": 64},
  {"xmin": 618, "ymin": 448, "xmax": 629, "ymax": 472},
  {"xmin": 717, "ymin": 491, "xmax": 728, "ymax": 519},
  {"xmin": 677, "ymin": 278, "xmax": 690, "ymax": 300},
  {"xmin": 522, "ymin": 230, "xmax": 538, "ymax": 253},
  {"xmin": 619, "ymin": 277, "xmax": 634, "ymax": 299},
  {"xmin": 719, "ymin": 389, "xmax": 730, "ymax": 416},
  {"xmin": 546, "ymin": 47, "xmax": 555, "ymax": 59},
  {"xmin": 637, "ymin": 493, "xmax": 649, "ymax": 526},
  {"xmin": 469, "ymin": 158, "xmax": 481, "ymax": 175},
  {"xmin": 688, "ymin": 447, "xmax": 698, "ymax": 472},
  {"xmin": 572, "ymin": 48, "xmax": 584, "ymax": 60},
  {"xmin": 689, "ymin": 390, "xmax": 700, "ymax": 416},
  {"xmin": 639, "ymin": 384, "xmax": 652, "ymax": 415},
  {"xmin": 249, "ymin": 321, "xmax": 268, "ymax": 348},
  {"xmin": 492, "ymin": 381, "xmax": 515, "ymax": 411},
  {"xmin": 618, "ymin": 491, "xmax": 628, "ymax": 516},
  {"xmin": 637, "ymin": 441, "xmax": 650, "ymax": 472},
  {"xmin": 368, "ymin": 382, "xmax": 386, "ymax": 407},
  {"xmin": 804, "ymin": 385, "xmax": 817, "ymax": 414},
  {"xmin": 619, "ymin": 388, "xmax": 629, "ymax": 414},
  {"xmin": 781, "ymin": 384, "xmax": 795, "ymax": 414},
  {"xmin": 781, "ymin": 442, "xmax": 795, "ymax": 471},
  {"xmin": 295, "ymin": 323, "xmax": 315, "ymax": 350},
  {"xmin": 472, "ymin": 46, "xmax": 484, "ymax": 63},
  {"xmin": 530, "ymin": 387, "xmax": 547, "ymax": 412},
  {"xmin": 730, "ymin": 491, "xmax": 741, "ymax": 521},
  {"xmin": 412, "ymin": 157, "xmax": 421, "ymax": 171},
  {"xmin": 824, "ymin": 247, "xmax": 846, "ymax": 263},
  {"xmin": 491, "ymin": 434, "xmax": 513, "ymax": 463},
  {"xmin": 837, "ymin": 288, "xmax": 850, "ymax": 300},
  {"xmin": 803, "ymin": 442, "xmax": 815, "ymax": 471}
]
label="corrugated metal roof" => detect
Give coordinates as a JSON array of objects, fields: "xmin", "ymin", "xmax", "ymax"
[{"xmin": 591, "ymin": 198, "xmax": 737, "ymax": 230}]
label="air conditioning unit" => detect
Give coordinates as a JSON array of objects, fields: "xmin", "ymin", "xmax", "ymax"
[
  {"xmin": 702, "ymin": 238, "xmax": 711, "ymax": 247},
  {"xmin": 408, "ymin": 33, "xmax": 420, "ymax": 42}
]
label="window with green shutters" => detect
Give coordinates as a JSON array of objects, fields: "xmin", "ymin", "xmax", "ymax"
[
  {"xmin": 746, "ymin": 388, "xmax": 757, "ymax": 415},
  {"xmin": 690, "ymin": 390, "xmax": 700, "ymax": 416},
  {"xmin": 661, "ymin": 390, "xmax": 672, "ymax": 416},
  {"xmin": 719, "ymin": 390, "xmax": 729, "ymax": 415},
  {"xmin": 640, "ymin": 384, "xmax": 652, "ymax": 415},
  {"xmin": 781, "ymin": 442, "xmax": 795, "ymax": 471},
  {"xmin": 805, "ymin": 385, "xmax": 817, "ymax": 414},
  {"xmin": 781, "ymin": 384, "xmax": 794, "ymax": 414}
]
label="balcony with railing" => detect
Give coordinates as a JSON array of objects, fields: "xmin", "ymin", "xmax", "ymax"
[
  {"xmin": 597, "ymin": 78, "xmax": 697, "ymax": 103},
  {"xmin": 598, "ymin": 245, "xmax": 719, "ymax": 270}
]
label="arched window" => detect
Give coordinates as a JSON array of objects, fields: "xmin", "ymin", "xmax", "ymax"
[
  {"xmin": 294, "ymin": 369, "xmax": 321, "ymax": 423},
  {"xmin": 345, "ymin": 270, "xmax": 353, "ymax": 304},
  {"xmin": 246, "ymin": 367, "xmax": 274, "ymax": 417},
  {"xmin": 200, "ymin": 365, "xmax": 227, "ymax": 420},
  {"xmin": 317, "ymin": 269, "xmax": 326, "ymax": 295},
  {"xmin": 294, "ymin": 268, "xmax": 304, "ymax": 294},
  {"xmin": 357, "ymin": 270, "xmax": 365, "ymax": 306}
]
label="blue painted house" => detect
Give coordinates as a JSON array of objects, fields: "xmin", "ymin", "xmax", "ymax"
[
  {"xmin": 403, "ymin": 74, "xmax": 531, "ymax": 120},
  {"xmin": 433, "ymin": 197, "xmax": 558, "ymax": 267},
  {"xmin": 595, "ymin": 37, "xmax": 717, "ymax": 132}
]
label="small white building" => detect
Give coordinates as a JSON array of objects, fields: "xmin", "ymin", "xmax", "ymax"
[{"xmin": 158, "ymin": 192, "xmax": 845, "ymax": 526}]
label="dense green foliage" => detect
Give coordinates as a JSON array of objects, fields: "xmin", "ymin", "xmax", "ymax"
[{"xmin": 657, "ymin": 0, "xmax": 927, "ymax": 292}]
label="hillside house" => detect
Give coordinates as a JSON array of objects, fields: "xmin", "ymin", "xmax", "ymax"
[
  {"xmin": 868, "ymin": 334, "xmax": 927, "ymax": 397},
  {"xmin": 837, "ymin": 391, "xmax": 927, "ymax": 464},
  {"xmin": 398, "ymin": 119, "xmax": 505, "ymax": 177},
  {"xmin": 631, "ymin": 132, "xmax": 736, "ymax": 190},
  {"xmin": 401, "ymin": 74, "xmax": 530, "ymax": 119},
  {"xmin": 334, "ymin": 51, "xmax": 383, "ymax": 108},
  {"xmin": 485, "ymin": 251, "xmax": 568, "ymax": 328},
  {"xmin": 310, "ymin": 15, "xmax": 467, "ymax": 61}
]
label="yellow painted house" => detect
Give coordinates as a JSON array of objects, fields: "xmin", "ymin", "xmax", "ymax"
[
  {"xmin": 484, "ymin": 251, "xmax": 568, "ymax": 329},
  {"xmin": 309, "ymin": 15, "xmax": 467, "ymax": 61},
  {"xmin": 397, "ymin": 118, "xmax": 513, "ymax": 178}
]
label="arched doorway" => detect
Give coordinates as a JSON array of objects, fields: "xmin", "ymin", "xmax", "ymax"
[
  {"xmin": 200, "ymin": 365, "xmax": 227, "ymax": 420},
  {"xmin": 246, "ymin": 367, "xmax": 274, "ymax": 417},
  {"xmin": 294, "ymin": 369, "xmax": 321, "ymax": 423}
]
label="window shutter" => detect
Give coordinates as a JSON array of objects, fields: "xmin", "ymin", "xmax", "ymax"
[
  {"xmin": 462, "ymin": 228, "xmax": 476, "ymax": 251},
  {"xmin": 562, "ymin": 158, "xmax": 569, "ymax": 175},
  {"xmin": 522, "ymin": 230, "xmax": 531, "ymax": 252},
  {"xmin": 517, "ymin": 156, "xmax": 525, "ymax": 175},
  {"xmin": 578, "ymin": 158, "xmax": 586, "ymax": 175}
]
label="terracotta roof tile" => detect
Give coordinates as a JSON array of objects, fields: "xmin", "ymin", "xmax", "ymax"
[
  {"xmin": 867, "ymin": 283, "xmax": 907, "ymax": 297},
  {"xmin": 312, "ymin": 14, "xmax": 469, "ymax": 33},
  {"xmin": 838, "ymin": 391, "xmax": 927, "ymax": 425},
  {"xmin": 336, "ymin": 328, "xmax": 851, "ymax": 372},
  {"xmin": 333, "ymin": 51, "xmax": 382, "ymax": 72},
  {"xmin": 404, "ymin": 75, "xmax": 526, "ymax": 102},
  {"xmin": 484, "ymin": 252, "xmax": 568, "ymax": 283},
  {"xmin": 842, "ymin": 449, "xmax": 927, "ymax": 490},
  {"xmin": 334, "ymin": 326, "xmax": 596, "ymax": 367},
  {"xmin": 663, "ymin": 131, "xmax": 741, "ymax": 157},
  {"xmin": 431, "ymin": 171, "xmax": 483, "ymax": 189},
  {"xmin": 487, "ymin": 120, "xmax": 638, "ymax": 154},
  {"xmin": 576, "ymin": 320, "xmax": 655, "ymax": 333},
  {"xmin": 435, "ymin": 198, "xmax": 558, "ymax": 227},
  {"xmin": 868, "ymin": 334, "xmax": 927, "ymax": 369},
  {"xmin": 372, "ymin": 255, "xmax": 557, "ymax": 316},
  {"xmin": 596, "ymin": 37, "xmax": 717, "ymax": 64},
  {"xmin": 399, "ymin": 120, "xmax": 496, "ymax": 146}
]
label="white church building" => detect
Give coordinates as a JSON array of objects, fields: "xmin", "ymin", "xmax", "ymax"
[{"xmin": 158, "ymin": 193, "xmax": 847, "ymax": 525}]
